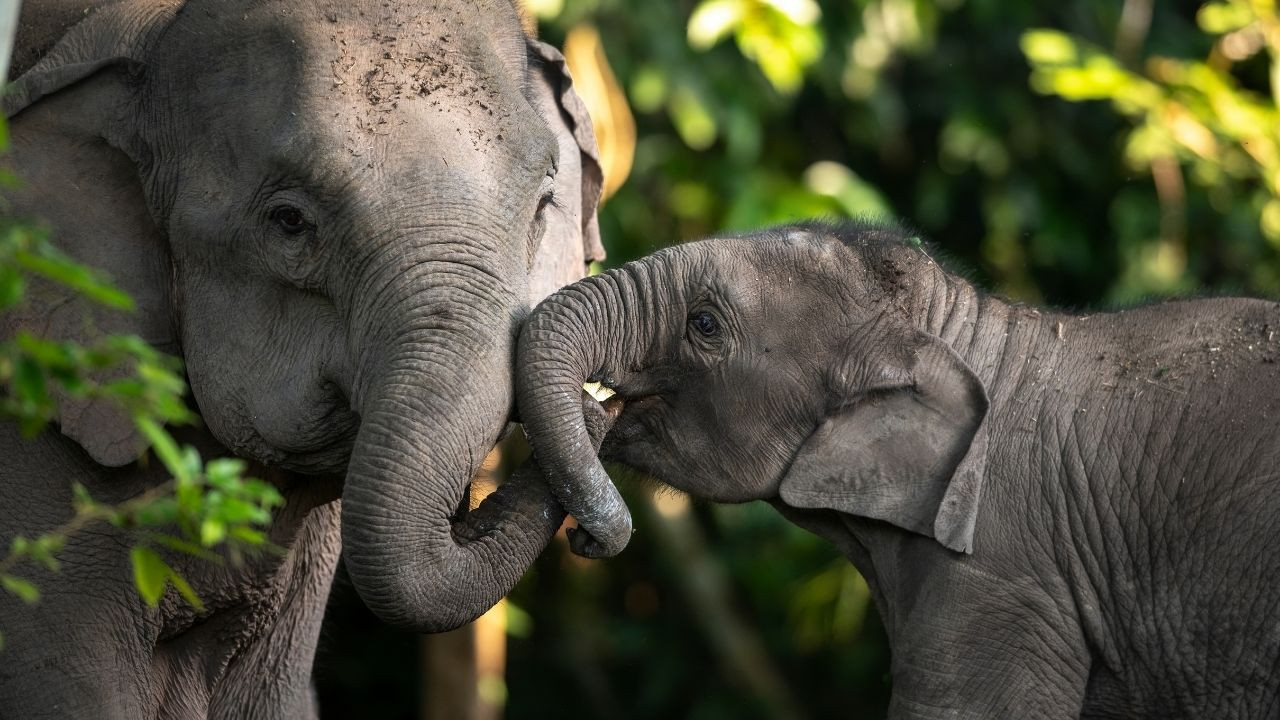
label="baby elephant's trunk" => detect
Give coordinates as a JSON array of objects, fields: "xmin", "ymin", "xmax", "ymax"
[{"xmin": 516, "ymin": 268, "xmax": 645, "ymax": 557}]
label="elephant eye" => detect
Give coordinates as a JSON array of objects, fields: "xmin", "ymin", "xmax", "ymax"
[
  {"xmin": 536, "ymin": 190, "xmax": 555, "ymax": 215},
  {"xmin": 534, "ymin": 166, "xmax": 558, "ymax": 220},
  {"xmin": 270, "ymin": 205, "xmax": 310, "ymax": 235},
  {"xmin": 689, "ymin": 310, "xmax": 719, "ymax": 337}
]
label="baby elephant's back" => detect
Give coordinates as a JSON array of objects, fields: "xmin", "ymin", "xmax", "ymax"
[{"xmin": 1086, "ymin": 297, "xmax": 1280, "ymax": 718}]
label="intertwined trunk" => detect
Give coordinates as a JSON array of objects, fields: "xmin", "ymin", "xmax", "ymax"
[
  {"xmin": 516, "ymin": 264, "xmax": 657, "ymax": 558},
  {"xmin": 340, "ymin": 249, "xmax": 564, "ymax": 632}
]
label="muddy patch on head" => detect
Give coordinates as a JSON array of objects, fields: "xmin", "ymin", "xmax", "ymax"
[{"xmin": 321, "ymin": 2, "xmax": 514, "ymax": 155}]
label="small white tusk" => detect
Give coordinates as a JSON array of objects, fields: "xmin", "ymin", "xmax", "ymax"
[{"xmin": 584, "ymin": 382, "xmax": 615, "ymax": 402}]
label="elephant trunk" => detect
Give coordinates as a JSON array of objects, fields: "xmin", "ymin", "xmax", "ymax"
[
  {"xmin": 516, "ymin": 265, "xmax": 652, "ymax": 558},
  {"xmin": 341, "ymin": 279, "xmax": 561, "ymax": 632}
]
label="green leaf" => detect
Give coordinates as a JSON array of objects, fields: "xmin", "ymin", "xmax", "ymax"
[
  {"xmin": 14, "ymin": 333, "xmax": 72, "ymax": 367},
  {"xmin": 688, "ymin": 0, "xmax": 744, "ymax": 50},
  {"xmin": 102, "ymin": 379, "xmax": 146, "ymax": 400},
  {"xmin": 0, "ymin": 629, "xmax": 5, "ymax": 651},
  {"xmin": 134, "ymin": 417, "xmax": 187, "ymax": 481},
  {"xmin": 71, "ymin": 483, "xmax": 98, "ymax": 514},
  {"xmin": 177, "ymin": 447, "xmax": 203, "ymax": 484},
  {"xmin": 29, "ymin": 535, "xmax": 65, "ymax": 572},
  {"xmin": 1020, "ymin": 29, "xmax": 1080, "ymax": 66},
  {"xmin": 1, "ymin": 575, "xmax": 40, "ymax": 605},
  {"xmin": 199, "ymin": 519, "xmax": 227, "ymax": 547},
  {"xmin": 0, "ymin": 267, "xmax": 23, "ymax": 309},
  {"xmin": 132, "ymin": 498, "xmax": 180, "ymax": 527},
  {"xmin": 215, "ymin": 497, "xmax": 270, "ymax": 525},
  {"xmin": 229, "ymin": 526, "xmax": 267, "ymax": 545},
  {"xmin": 166, "ymin": 571, "xmax": 203, "ymax": 612},
  {"xmin": 149, "ymin": 533, "xmax": 223, "ymax": 563},
  {"xmin": 1197, "ymin": 1, "xmax": 1256, "ymax": 34},
  {"xmin": 101, "ymin": 334, "xmax": 160, "ymax": 361},
  {"xmin": 242, "ymin": 479, "xmax": 284, "ymax": 509},
  {"xmin": 205, "ymin": 458, "xmax": 247, "ymax": 489},
  {"xmin": 136, "ymin": 361, "xmax": 188, "ymax": 396},
  {"xmin": 130, "ymin": 546, "xmax": 169, "ymax": 608},
  {"xmin": 13, "ymin": 355, "xmax": 46, "ymax": 405},
  {"xmin": 13, "ymin": 249, "xmax": 135, "ymax": 310}
]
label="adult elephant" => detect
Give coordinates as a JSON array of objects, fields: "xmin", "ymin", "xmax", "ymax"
[{"xmin": 0, "ymin": 0, "xmax": 603, "ymax": 716}]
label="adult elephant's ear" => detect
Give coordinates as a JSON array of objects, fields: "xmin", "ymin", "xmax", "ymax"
[
  {"xmin": 4, "ymin": 1, "xmax": 180, "ymax": 467},
  {"xmin": 779, "ymin": 329, "xmax": 989, "ymax": 553},
  {"xmin": 524, "ymin": 38, "xmax": 606, "ymax": 300}
]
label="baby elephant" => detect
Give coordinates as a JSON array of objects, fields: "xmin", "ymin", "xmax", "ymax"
[{"xmin": 516, "ymin": 221, "xmax": 1280, "ymax": 719}]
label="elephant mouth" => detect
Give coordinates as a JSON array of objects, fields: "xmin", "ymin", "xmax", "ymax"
[{"xmin": 596, "ymin": 391, "xmax": 662, "ymax": 460}]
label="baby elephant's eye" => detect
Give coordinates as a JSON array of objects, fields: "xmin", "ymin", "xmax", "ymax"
[
  {"xmin": 690, "ymin": 310, "xmax": 719, "ymax": 337},
  {"xmin": 270, "ymin": 205, "xmax": 310, "ymax": 235}
]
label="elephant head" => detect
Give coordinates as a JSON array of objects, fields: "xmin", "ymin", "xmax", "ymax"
[
  {"xmin": 517, "ymin": 222, "xmax": 990, "ymax": 557},
  {"xmin": 5, "ymin": 0, "xmax": 604, "ymax": 630}
]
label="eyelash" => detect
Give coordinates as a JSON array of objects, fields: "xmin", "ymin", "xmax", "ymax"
[{"xmin": 539, "ymin": 193, "xmax": 563, "ymax": 214}]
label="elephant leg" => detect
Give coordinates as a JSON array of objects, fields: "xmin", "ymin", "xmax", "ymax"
[
  {"xmin": 0, "ymin": 431, "xmax": 156, "ymax": 719},
  {"xmin": 885, "ymin": 575, "xmax": 1091, "ymax": 720},
  {"xmin": 207, "ymin": 501, "xmax": 342, "ymax": 720}
]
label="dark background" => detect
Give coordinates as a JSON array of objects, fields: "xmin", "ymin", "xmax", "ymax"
[{"xmin": 315, "ymin": 0, "xmax": 1280, "ymax": 717}]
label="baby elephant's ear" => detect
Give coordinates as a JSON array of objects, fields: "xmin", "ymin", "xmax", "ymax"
[{"xmin": 779, "ymin": 332, "xmax": 989, "ymax": 553}]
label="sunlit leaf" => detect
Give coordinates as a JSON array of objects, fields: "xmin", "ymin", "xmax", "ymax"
[
  {"xmin": 803, "ymin": 161, "xmax": 893, "ymax": 216},
  {"xmin": 763, "ymin": 0, "xmax": 819, "ymax": 25},
  {"xmin": 1197, "ymin": 1, "xmax": 1255, "ymax": 34},
  {"xmin": 688, "ymin": 0, "xmax": 743, "ymax": 50},
  {"xmin": 1020, "ymin": 29, "xmax": 1079, "ymax": 65},
  {"xmin": 199, "ymin": 519, "xmax": 227, "ymax": 547}
]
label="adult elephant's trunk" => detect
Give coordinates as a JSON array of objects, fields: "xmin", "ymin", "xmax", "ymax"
[
  {"xmin": 516, "ymin": 264, "xmax": 655, "ymax": 558},
  {"xmin": 340, "ymin": 260, "xmax": 560, "ymax": 632}
]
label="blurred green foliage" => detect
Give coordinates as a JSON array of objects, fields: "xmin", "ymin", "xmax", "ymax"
[{"xmin": 0, "ymin": 141, "xmax": 282, "ymax": 649}]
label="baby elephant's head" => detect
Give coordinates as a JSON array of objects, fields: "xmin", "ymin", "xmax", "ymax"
[{"xmin": 517, "ymin": 222, "xmax": 989, "ymax": 558}]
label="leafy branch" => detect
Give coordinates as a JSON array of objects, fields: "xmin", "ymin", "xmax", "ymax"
[
  {"xmin": 1022, "ymin": 0, "xmax": 1280, "ymax": 291},
  {"xmin": 0, "ymin": 163, "xmax": 281, "ymax": 651}
]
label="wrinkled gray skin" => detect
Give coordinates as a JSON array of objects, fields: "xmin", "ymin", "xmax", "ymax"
[
  {"xmin": 0, "ymin": 0, "xmax": 607, "ymax": 716},
  {"xmin": 518, "ymin": 221, "xmax": 1280, "ymax": 719}
]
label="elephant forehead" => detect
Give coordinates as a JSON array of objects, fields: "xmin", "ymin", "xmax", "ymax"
[
  {"xmin": 159, "ymin": 0, "xmax": 555, "ymax": 191},
  {"xmin": 313, "ymin": 28, "xmax": 547, "ymax": 174},
  {"xmin": 686, "ymin": 235, "xmax": 858, "ymax": 351}
]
